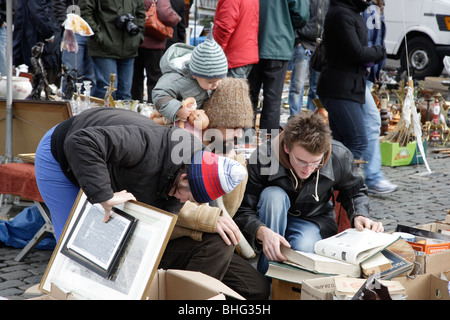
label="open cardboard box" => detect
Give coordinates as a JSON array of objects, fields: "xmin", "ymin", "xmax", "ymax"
[
  {"xmin": 30, "ymin": 269, "xmax": 245, "ymax": 300},
  {"xmin": 412, "ymin": 221, "xmax": 450, "ymax": 275},
  {"xmin": 147, "ymin": 269, "xmax": 244, "ymax": 300},
  {"xmin": 445, "ymin": 211, "xmax": 450, "ymax": 224},
  {"xmin": 396, "ymin": 219, "xmax": 450, "ymax": 276},
  {"xmin": 301, "ymin": 276, "xmax": 407, "ymax": 300},
  {"xmin": 396, "ymin": 223, "xmax": 450, "ymax": 255},
  {"xmin": 300, "ymin": 276, "xmax": 341, "ymax": 300},
  {"xmin": 397, "ymin": 273, "xmax": 450, "ymax": 300},
  {"xmin": 301, "ymin": 274, "xmax": 450, "ymax": 300}
]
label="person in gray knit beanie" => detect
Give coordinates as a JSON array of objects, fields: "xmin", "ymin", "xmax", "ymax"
[
  {"xmin": 152, "ymin": 40, "xmax": 228, "ymax": 124},
  {"xmin": 189, "ymin": 39, "xmax": 229, "ymax": 79}
]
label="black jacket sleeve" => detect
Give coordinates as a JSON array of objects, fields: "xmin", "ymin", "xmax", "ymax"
[{"xmin": 64, "ymin": 125, "xmax": 149, "ymax": 204}]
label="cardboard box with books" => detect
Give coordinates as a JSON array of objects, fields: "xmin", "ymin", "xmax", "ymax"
[
  {"xmin": 396, "ymin": 224, "xmax": 450, "ymax": 254},
  {"xmin": 395, "ymin": 218, "xmax": 450, "ymax": 276},
  {"xmin": 267, "ymin": 228, "xmax": 414, "ymax": 299},
  {"xmin": 300, "ymin": 276, "xmax": 340, "ymax": 300},
  {"xmin": 301, "ymin": 276, "xmax": 407, "ymax": 300},
  {"xmin": 269, "ymin": 228, "xmax": 401, "ymax": 280},
  {"xmin": 271, "ymin": 278, "xmax": 303, "ymax": 300},
  {"xmin": 334, "ymin": 276, "xmax": 407, "ymax": 300}
]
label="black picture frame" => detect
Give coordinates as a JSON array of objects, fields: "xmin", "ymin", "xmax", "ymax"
[{"xmin": 61, "ymin": 202, "xmax": 137, "ymax": 280}]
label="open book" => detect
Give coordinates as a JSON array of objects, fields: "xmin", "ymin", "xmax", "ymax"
[
  {"xmin": 281, "ymin": 247, "xmax": 362, "ymax": 277},
  {"xmin": 280, "ymin": 228, "xmax": 400, "ymax": 277},
  {"xmin": 314, "ymin": 228, "xmax": 400, "ymax": 264}
]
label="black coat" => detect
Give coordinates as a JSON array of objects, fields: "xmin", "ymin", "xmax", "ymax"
[
  {"xmin": 0, "ymin": 0, "xmax": 6, "ymax": 26},
  {"xmin": 316, "ymin": 0, "xmax": 385, "ymax": 104},
  {"xmin": 234, "ymin": 137, "xmax": 370, "ymax": 250},
  {"xmin": 51, "ymin": 107, "xmax": 202, "ymax": 213},
  {"xmin": 13, "ymin": 0, "xmax": 62, "ymax": 70}
]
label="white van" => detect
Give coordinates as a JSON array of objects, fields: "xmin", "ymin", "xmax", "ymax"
[{"xmin": 384, "ymin": 0, "xmax": 450, "ymax": 79}]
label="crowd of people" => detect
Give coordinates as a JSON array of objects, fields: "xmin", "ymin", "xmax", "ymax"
[{"xmin": 1, "ymin": 0, "xmax": 400, "ymax": 300}]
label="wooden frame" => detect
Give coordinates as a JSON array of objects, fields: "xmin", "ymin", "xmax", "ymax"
[
  {"xmin": 0, "ymin": 99, "xmax": 72, "ymax": 157},
  {"xmin": 40, "ymin": 190, "xmax": 177, "ymax": 300}
]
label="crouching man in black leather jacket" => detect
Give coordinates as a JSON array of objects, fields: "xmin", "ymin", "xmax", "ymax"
[{"xmin": 234, "ymin": 111, "xmax": 384, "ymax": 274}]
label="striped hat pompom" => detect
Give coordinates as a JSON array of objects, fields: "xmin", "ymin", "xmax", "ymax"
[{"xmin": 187, "ymin": 150, "xmax": 247, "ymax": 203}]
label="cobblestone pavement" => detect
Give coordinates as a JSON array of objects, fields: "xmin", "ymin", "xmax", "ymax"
[
  {"xmin": 0, "ymin": 247, "xmax": 52, "ymax": 300},
  {"xmin": 366, "ymin": 145, "xmax": 450, "ymax": 230}
]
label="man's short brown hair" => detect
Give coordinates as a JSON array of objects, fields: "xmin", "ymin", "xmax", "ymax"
[{"xmin": 283, "ymin": 110, "xmax": 332, "ymax": 155}]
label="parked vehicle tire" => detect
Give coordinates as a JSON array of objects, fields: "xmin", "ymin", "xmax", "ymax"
[{"xmin": 400, "ymin": 36, "xmax": 443, "ymax": 79}]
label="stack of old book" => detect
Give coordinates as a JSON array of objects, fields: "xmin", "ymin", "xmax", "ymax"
[
  {"xmin": 267, "ymin": 228, "xmax": 414, "ymax": 284},
  {"xmin": 334, "ymin": 276, "xmax": 407, "ymax": 300}
]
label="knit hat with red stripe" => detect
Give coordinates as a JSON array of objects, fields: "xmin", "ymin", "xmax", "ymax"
[{"xmin": 187, "ymin": 150, "xmax": 247, "ymax": 203}]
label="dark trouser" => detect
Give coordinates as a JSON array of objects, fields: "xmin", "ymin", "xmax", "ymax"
[
  {"xmin": 159, "ymin": 233, "xmax": 270, "ymax": 300},
  {"xmin": 131, "ymin": 47, "xmax": 164, "ymax": 103},
  {"xmin": 248, "ymin": 59, "xmax": 289, "ymax": 131},
  {"xmin": 319, "ymin": 96, "xmax": 368, "ymax": 159}
]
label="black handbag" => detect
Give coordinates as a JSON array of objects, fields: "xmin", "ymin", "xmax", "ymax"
[{"xmin": 310, "ymin": 42, "xmax": 325, "ymax": 72}]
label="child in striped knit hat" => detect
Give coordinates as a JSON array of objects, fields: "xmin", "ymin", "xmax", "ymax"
[{"xmin": 152, "ymin": 39, "xmax": 228, "ymax": 127}]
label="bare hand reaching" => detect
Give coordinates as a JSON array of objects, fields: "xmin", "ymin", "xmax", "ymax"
[
  {"xmin": 216, "ymin": 215, "xmax": 241, "ymax": 246},
  {"xmin": 100, "ymin": 190, "xmax": 136, "ymax": 222}
]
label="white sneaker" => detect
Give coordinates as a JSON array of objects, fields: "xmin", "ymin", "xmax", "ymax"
[{"xmin": 368, "ymin": 180, "xmax": 398, "ymax": 194}]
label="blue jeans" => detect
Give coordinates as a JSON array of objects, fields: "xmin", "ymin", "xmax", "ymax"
[
  {"xmin": 35, "ymin": 127, "xmax": 80, "ymax": 241},
  {"xmin": 361, "ymin": 81, "xmax": 385, "ymax": 187},
  {"xmin": 306, "ymin": 68, "xmax": 320, "ymax": 111},
  {"xmin": 91, "ymin": 56, "xmax": 134, "ymax": 100},
  {"xmin": 256, "ymin": 186, "xmax": 322, "ymax": 274},
  {"xmin": 320, "ymin": 97, "xmax": 368, "ymax": 159},
  {"xmin": 0, "ymin": 25, "xmax": 6, "ymax": 77},
  {"xmin": 228, "ymin": 64, "xmax": 253, "ymax": 79},
  {"xmin": 61, "ymin": 33, "xmax": 96, "ymax": 91},
  {"xmin": 288, "ymin": 45, "xmax": 320, "ymax": 115}
]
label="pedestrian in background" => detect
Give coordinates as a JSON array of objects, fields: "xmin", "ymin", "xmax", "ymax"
[
  {"xmin": 213, "ymin": 0, "xmax": 259, "ymax": 79},
  {"xmin": 288, "ymin": 0, "xmax": 329, "ymax": 116},
  {"xmin": 165, "ymin": 0, "xmax": 187, "ymax": 50},
  {"xmin": 317, "ymin": 0, "xmax": 385, "ymax": 160},
  {"xmin": 13, "ymin": 0, "xmax": 62, "ymax": 85},
  {"xmin": 79, "ymin": 0, "xmax": 145, "ymax": 100},
  {"xmin": 248, "ymin": 0, "xmax": 309, "ymax": 133},
  {"xmin": 361, "ymin": 0, "xmax": 397, "ymax": 194},
  {"xmin": 131, "ymin": 0, "xmax": 180, "ymax": 103},
  {"xmin": 53, "ymin": 1, "xmax": 96, "ymax": 93}
]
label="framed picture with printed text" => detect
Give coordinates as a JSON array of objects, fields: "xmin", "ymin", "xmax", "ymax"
[{"xmin": 40, "ymin": 190, "xmax": 177, "ymax": 300}]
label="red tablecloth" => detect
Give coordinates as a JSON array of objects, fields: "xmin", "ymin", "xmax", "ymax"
[{"xmin": 0, "ymin": 163, "xmax": 43, "ymax": 202}]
